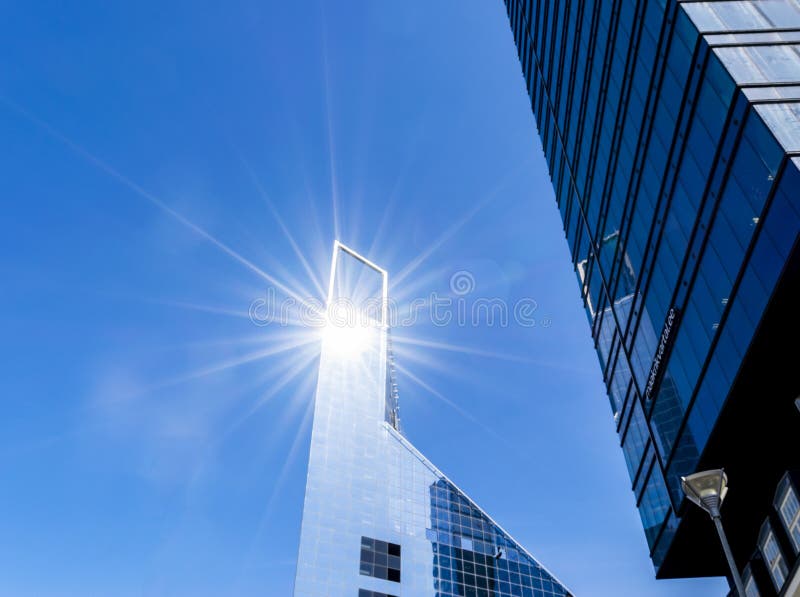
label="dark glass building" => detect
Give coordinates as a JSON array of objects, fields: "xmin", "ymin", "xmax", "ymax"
[
  {"xmin": 293, "ymin": 242, "xmax": 571, "ymax": 597},
  {"xmin": 502, "ymin": 0, "xmax": 800, "ymax": 593}
]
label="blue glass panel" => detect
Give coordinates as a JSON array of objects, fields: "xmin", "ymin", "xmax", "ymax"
[
  {"xmin": 756, "ymin": 103, "xmax": 800, "ymax": 152},
  {"xmin": 638, "ymin": 464, "xmax": 671, "ymax": 549}
]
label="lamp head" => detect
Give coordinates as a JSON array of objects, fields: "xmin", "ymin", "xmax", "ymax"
[{"xmin": 681, "ymin": 469, "xmax": 728, "ymax": 518}]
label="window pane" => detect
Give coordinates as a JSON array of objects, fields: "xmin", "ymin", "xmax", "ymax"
[
  {"xmin": 760, "ymin": 0, "xmax": 800, "ymax": 27},
  {"xmin": 780, "ymin": 488, "xmax": 799, "ymax": 526},
  {"xmin": 760, "ymin": 528, "xmax": 788, "ymax": 589},
  {"xmin": 714, "ymin": 46, "xmax": 761, "ymax": 83},
  {"xmin": 683, "ymin": 2, "xmax": 772, "ymax": 32},
  {"xmin": 779, "ymin": 485, "xmax": 800, "ymax": 551},
  {"xmin": 756, "ymin": 103, "xmax": 800, "ymax": 152},
  {"xmin": 744, "ymin": 576, "xmax": 760, "ymax": 597},
  {"xmin": 753, "ymin": 45, "xmax": 800, "ymax": 81}
]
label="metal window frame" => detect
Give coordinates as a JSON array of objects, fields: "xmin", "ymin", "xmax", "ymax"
[{"xmin": 327, "ymin": 240, "xmax": 389, "ymax": 328}]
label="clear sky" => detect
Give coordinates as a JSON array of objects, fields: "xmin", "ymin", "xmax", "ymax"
[{"xmin": 0, "ymin": 1, "xmax": 728, "ymax": 596}]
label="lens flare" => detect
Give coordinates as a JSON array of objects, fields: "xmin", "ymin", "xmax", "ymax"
[{"xmin": 321, "ymin": 319, "xmax": 372, "ymax": 358}]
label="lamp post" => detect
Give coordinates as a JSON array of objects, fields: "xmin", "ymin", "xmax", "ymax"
[{"xmin": 681, "ymin": 469, "xmax": 746, "ymax": 596}]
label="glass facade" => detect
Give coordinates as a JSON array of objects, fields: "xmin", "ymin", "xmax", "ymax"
[
  {"xmin": 758, "ymin": 521, "xmax": 788, "ymax": 591},
  {"xmin": 776, "ymin": 477, "xmax": 800, "ymax": 553},
  {"xmin": 293, "ymin": 243, "xmax": 571, "ymax": 597},
  {"xmin": 503, "ymin": 0, "xmax": 800, "ymax": 584}
]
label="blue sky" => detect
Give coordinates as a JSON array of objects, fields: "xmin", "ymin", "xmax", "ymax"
[{"xmin": 0, "ymin": 1, "xmax": 728, "ymax": 595}]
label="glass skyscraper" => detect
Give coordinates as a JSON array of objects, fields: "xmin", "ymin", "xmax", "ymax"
[
  {"xmin": 293, "ymin": 242, "xmax": 571, "ymax": 597},
  {"xmin": 503, "ymin": 0, "xmax": 800, "ymax": 592}
]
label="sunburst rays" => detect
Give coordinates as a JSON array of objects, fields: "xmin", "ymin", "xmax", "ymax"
[{"xmin": 2, "ymin": 90, "xmax": 550, "ymax": 548}]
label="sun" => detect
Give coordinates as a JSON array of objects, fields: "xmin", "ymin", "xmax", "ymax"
[{"xmin": 321, "ymin": 318, "xmax": 373, "ymax": 358}]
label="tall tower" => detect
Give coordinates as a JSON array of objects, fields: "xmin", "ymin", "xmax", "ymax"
[
  {"xmin": 293, "ymin": 242, "xmax": 571, "ymax": 597},
  {"xmin": 502, "ymin": 0, "xmax": 800, "ymax": 592}
]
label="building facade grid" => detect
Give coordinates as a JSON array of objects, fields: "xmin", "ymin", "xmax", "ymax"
[
  {"xmin": 503, "ymin": 0, "xmax": 800, "ymax": 587},
  {"xmin": 294, "ymin": 245, "xmax": 572, "ymax": 596}
]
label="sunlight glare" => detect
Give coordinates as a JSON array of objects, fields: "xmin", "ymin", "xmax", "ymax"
[{"xmin": 322, "ymin": 319, "xmax": 372, "ymax": 358}]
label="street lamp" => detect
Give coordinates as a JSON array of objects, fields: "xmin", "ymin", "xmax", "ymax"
[{"xmin": 681, "ymin": 469, "xmax": 746, "ymax": 596}]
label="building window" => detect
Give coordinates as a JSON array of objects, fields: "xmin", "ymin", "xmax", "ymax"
[
  {"xmin": 360, "ymin": 537, "xmax": 401, "ymax": 583},
  {"xmin": 358, "ymin": 591, "xmax": 398, "ymax": 597},
  {"xmin": 775, "ymin": 475, "xmax": 800, "ymax": 552},
  {"xmin": 758, "ymin": 522, "xmax": 788, "ymax": 590},
  {"xmin": 742, "ymin": 565, "xmax": 760, "ymax": 597}
]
